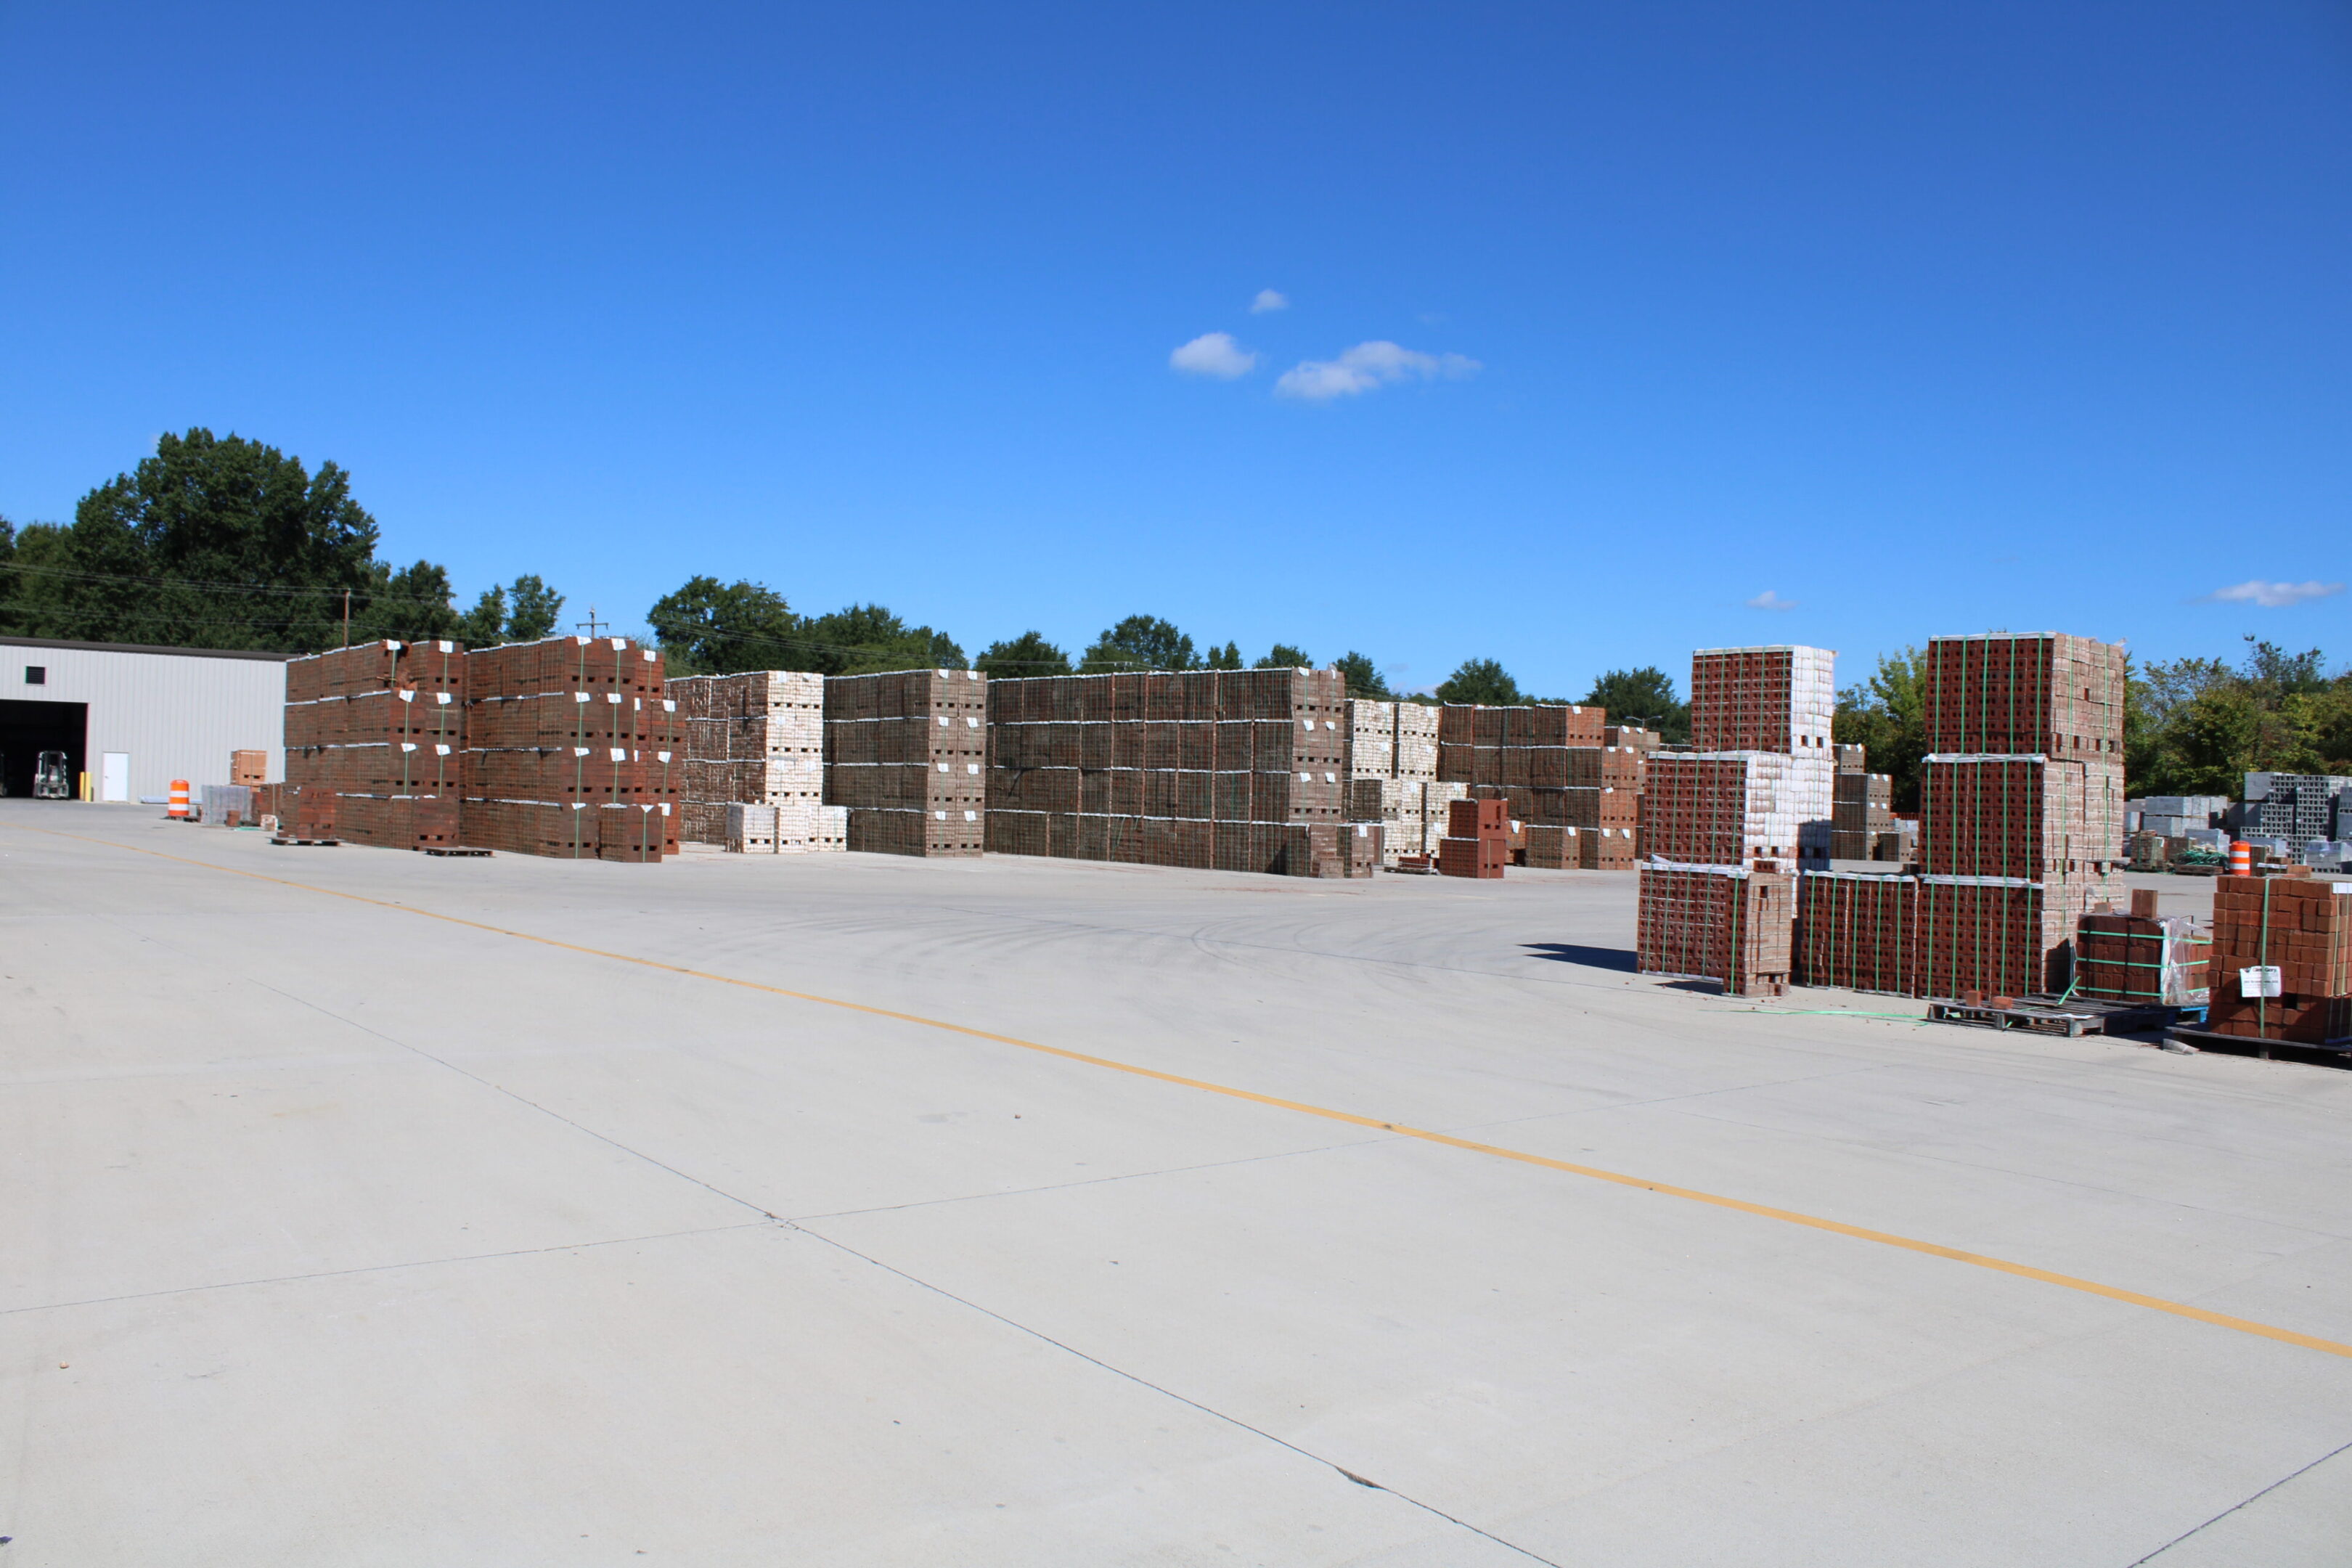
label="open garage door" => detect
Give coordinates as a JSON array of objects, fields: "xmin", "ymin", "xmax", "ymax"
[{"xmin": 0, "ymin": 699, "xmax": 88, "ymax": 799}]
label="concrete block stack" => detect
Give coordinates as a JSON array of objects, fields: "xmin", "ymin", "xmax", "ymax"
[
  {"xmin": 1831, "ymin": 746, "xmax": 1893, "ymax": 861},
  {"xmin": 2204, "ymin": 869, "xmax": 2352, "ymax": 1045},
  {"xmin": 671, "ymin": 671, "xmax": 844, "ymax": 852},
  {"xmin": 1344, "ymin": 699, "xmax": 1460, "ymax": 863},
  {"xmin": 824, "ymin": 669, "xmax": 987, "ymax": 857},
  {"xmin": 1437, "ymin": 796, "xmax": 1509, "ymax": 878},
  {"xmin": 2126, "ymin": 795, "xmax": 2231, "ymax": 839},
  {"xmin": 1635, "ymin": 645, "xmax": 1834, "ymax": 993},
  {"xmin": 2243, "ymin": 775, "xmax": 2352, "ymax": 848},
  {"xmin": 985, "ymin": 668, "xmax": 1357, "ymax": 876},
  {"xmin": 1796, "ymin": 632, "xmax": 2126, "ymax": 997},
  {"xmin": 461, "ymin": 636, "xmax": 682, "ymax": 861},
  {"xmin": 282, "ymin": 640, "xmax": 469, "ymax": 849}
]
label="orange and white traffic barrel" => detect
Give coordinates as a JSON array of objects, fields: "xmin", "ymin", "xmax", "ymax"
[
  {"xmin": 2229, "ymin": 839, "xmax": 2251, "ymax": 876},
  {"xmin": 167, "ymin": 780, "xmax": 190, "ymax": 819}
]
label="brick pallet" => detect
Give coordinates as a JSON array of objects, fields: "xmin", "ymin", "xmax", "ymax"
[
  {"xmin": 671, "ymin": 671, "xmax": 833, "ymax": 850},
  {"xmin": 1524, "ymin": 823, "xmax": 1637, "ymax": 870},
  {"xmin": 2076, "ymin": 897, "xmax": 2211, "ymax": 1007},
  {"xmin": 1690, "ymin": 646, "xmax": 1835, "ymax": 754},
  {"xmin": 1344, "ymin": 699, "xmax": 1444, "ymax": 865},
  {"xmin": 1830, "ymin": 769, "xmax": 1892, "ymax": 860},
  {"xmin": 1640, "ymin": 752, "xmax": 1817, "ymax": 866},
  {"xmin": 283, "ymin": 640, "xmax": 472, "ymax": 852},
  {"xmin": 460, "ymin": 636, "xmax": 681, "ymax": 861},
  {"xmin": 1796, "ymin": 873, "xmax": 1918, "ymax": 994},
  {"xmin": 1794, "ymin": 870, "xmax": 2128, "ymax": 998},
  {"xmin": 1922, "ymin": 633, "xmax": 2125, "ymax": 762},
  {"xmin": 1438, "ymin": 796, "xmax": 1510, "ymax": 878},
  {"xmin": 825, "ymin": 669, "xmax": 987, "ymax": 857},
  {"xmin": 1916, "ymin": 756, "xmax": 2123, "ymax": 880},
  {"xmin": 1637, "ymin": 865, "xmax": 1794, "ymax": 995},
  {"xmin": 2205, "ymin": 870, "xmax": 2352, "ymax": 1043},
  {"xmin": 986, "ymin": 669, "xmax": 1359, "ymax": 876}
]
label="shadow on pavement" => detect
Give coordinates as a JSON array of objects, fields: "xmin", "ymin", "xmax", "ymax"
[{"xmin": 1522, "ymin": 942, "xmax": 1638, "ymax": 973}]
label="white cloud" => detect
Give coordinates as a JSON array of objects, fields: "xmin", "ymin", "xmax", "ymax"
[
  {"xmin": 1250, "ymin": 289, "xmax": 1289, "ymax": 313},
  {"xmin": 1746, "ymin": 590, "xmax": 1798, "ymax": 612},
  {"xmin": 1169, "ymin": 332, "xmax": 1257, "ymax": 379},
  {"xmin": 2202, "ymin": 579, "xmax": 2345, "ymax": 608},
  {"xmin": 1274, "ymin": 340, "xmax": 1481, "ymax": 401}
]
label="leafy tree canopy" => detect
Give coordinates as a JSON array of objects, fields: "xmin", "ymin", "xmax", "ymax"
[
  {"xmin": 1583, "ymin": 665, "xmax": 1689, "ymax": 742},
  {"xmin": 2126, "ymin": 637, "xmax": 2350, "ymax": 796},
  {"xmin": 1834, "ymin": 648, "xmax": 1927, "ymax": 809},
  {"xmin": 976, "ymin": 630, "xmax": 1072, "ymax": 679},
  {"xmin": 646, "ymin": 576, "xmax": 799, "ymax": 676},
  {"xmin": 1203, "ymin": 640, "xmax": 1244, "ymax": 670},
  {"xmin": 458, "ymin": 573, "xmax": 567, "ymax": 647},
  {"xmin": 1332, "ymin": 650, "xmax": 1392, "ymax": 698},
  {"xmin": 1436, "ymin": 658, "xmax": 1524, "ymax": 706},
  {"xmin": 801, "ymin": 602, "xmax": 965, "ymax": 675},
  {"xmin": 1255, "ymin": 642, "xmax": 1312, "ymax": 669},
  {"xmin": 1084, "ymin": 614, "xmax": 1196, "ymax": 672}
]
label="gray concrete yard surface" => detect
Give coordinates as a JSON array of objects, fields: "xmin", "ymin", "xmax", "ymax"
[{"xmin": 4, "ymin": 799, "xmax": 2349, "ymax": 1567}]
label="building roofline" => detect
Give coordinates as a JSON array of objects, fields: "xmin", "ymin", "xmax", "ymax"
[{"xmin": 0, "ymin": 635, "xmax": 290, "ymax": 663}]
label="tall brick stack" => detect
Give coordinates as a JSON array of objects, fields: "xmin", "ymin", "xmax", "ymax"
[
  {"xmin": 985, "ymin": 668, "xmax": 1358, "ymax": 876},
  {"xmin": 282, "ymin": 640, "xmax": 469, "ymax": 849},
  {"xmin": 461, "ymin": 636, "xmax": 682, "ymax": 861},
  {"xmin": 2204, "ymin": 870, "xmax": 2352, "ymax": 1044},
  {"xmin": 1345, "ymin": 698, "xmax": 1461, "ymax": 864},
  {"xmin": 671, "ymin": 671, "xmax": 845, "ymax": 852},
  {"xmin": 1437, "ymin": 703, "xmax": 1640, "ymax": 864},
  {"xmin": 1831, "ymin": 746, "xmax": 1893, "ymax": 861},
  {"xmin": 824, "ymin": 669, "xmax": 987, "ymax": 857},
  {"xmin": 1635, "ymin": 645, "xmax": 1834, "ymax": 993},
  {"xmin": 1796, "ymin": 632, "xmax": 2126, "ymax": 997}
]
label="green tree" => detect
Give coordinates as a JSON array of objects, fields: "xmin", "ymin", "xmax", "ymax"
[
  {"xmin": 802, "ymin": 603, "xmax": 965, "ymax": 674},
  {"xmin": 1084, "ymin": 614, "xmax": 1196, "ymax": 671},
  {"xmin": 647, "ymin": 576, "xmax": 801, "ymax": 676},
  {"xmin": 1583, "ymin": 665, "xmax": 1689, "ymax": 742},
  {"xmin": 976, "ymin": 630, "xmax": 1072, "ymax": 679},
  {"xmin": 347, "ymin": 560, "xmax": 461, "ymax": 644},
  {"xmin": 455, "ymin": 573, "xmax": 567, "ymax": 647},
  {"xmin": 2163, "ymin": 685, "xmax": 2263, "ymax": 796},
  {"xmin": 1256, "ymin": 642, "xmax": 1312, "ymax": 669},
  {"xmin": 1203, "ymin": 640, "xmax": 1244, "ymax": 670},
  {"xmin": 1436, "ymin": 658, "xmax": 1524, "ymax": 706},
  {"xmin": 1833, "ymin": 648, "xmax": 1927, "ymax": 809},
  {"xmin": 1331, "ymin": 650, "xmax": 1392, "ymax": 698}
]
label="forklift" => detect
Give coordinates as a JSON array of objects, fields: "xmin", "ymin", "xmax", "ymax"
[{"xmin": 33, "ymin": 751, "xmax": 72, "ymax": 799}]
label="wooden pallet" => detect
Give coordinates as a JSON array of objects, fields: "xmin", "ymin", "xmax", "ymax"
[
  {"xmin": 422, "ymin": 846, "xmax": 493, "ymax": 857},
  {"xmin": 1926, "ymin": 998, "xmax": 2172, "ymax": 1038},
  {"xmin": 269, "ymin": 836, "xmax": 340, "ymax": 847},
  {"xmin": 2165, "ymin": 1025, "xmax": 2352, "ymax": 1057}
]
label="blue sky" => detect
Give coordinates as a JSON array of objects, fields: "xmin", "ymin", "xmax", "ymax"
[{"xmin": 2, "ymin": 2, "xmax": 2346, "ymax": 695}]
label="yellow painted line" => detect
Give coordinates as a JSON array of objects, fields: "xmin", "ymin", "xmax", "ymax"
[{"xmin": 17, "ymin": 820, "xmax": 2352, "ymax": 1363}]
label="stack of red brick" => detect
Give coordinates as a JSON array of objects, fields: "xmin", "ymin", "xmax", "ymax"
[
  {"xmin": 985, "ymin": 669, "xmax": 1365, "ymax": 876},
  {"xmin": 282, "ymin": 640, "xmax": 468, "ymax": 849},
  {"xmin": 824, "ymin": 669, "xmax": 987, "ymax": 857},
  {"xmin": 2205, "ymin": 870, "xmax": 2352, "ymax": 1044},
  {"xmin": 2075, "ymin": 889, "xmax": 2211, "ymax": 1008},
  {"xmin": 1437, "ymin": 797, "xmax": 1510, "ymax": 878},
  {"xmin": 1795, "ymin": 633, "xmax": 2126, "ymax": 997},
  {"xmin": 462, "ymin": 636, "xmax": 682, "ymax": 861},
  {"xmin": 1638, "ymin": 865, "xmax": 1795, "ymax": 996},
  {"xmin": 1437, "ymin": 704, "xmax": 1641, "ymax": 853}
]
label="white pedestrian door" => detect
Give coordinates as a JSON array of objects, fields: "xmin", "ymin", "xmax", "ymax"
[{"xmin": 100, "ymin": 753, "xmax": 129, "ymax": 802}]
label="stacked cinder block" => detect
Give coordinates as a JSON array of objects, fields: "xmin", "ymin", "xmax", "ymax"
[
  {"xmin": 2244, "ymin": 774, "xmax": 2352, "ymax": 846},
  {"xmin": 2205, "ymin": 870, "xmax": 2352, "ymax": 1044},
  {"xmin": 1345, "ymin": 699, "xmax": 1458, "ymax": 863},
  {"xmin": 1795, "ymin": 632, "xmax": 2126, "ymax": 997},
  {"xmin": 1635, "ymin": 646, "xmax": 1834, "ymax": 993},
  {"xmin": 282, "ymin": 640, "xmax": 469, "ymax": 849},
  {"xmin": 824, "ymin": 669, "xmax": 987, "ymax": 857},
  {"xmin": 986, "ymin": 668, "xmax": 1357, "ymax": 876},
  {"xmin": 461, "ymin": 636, "xmax": 682, "ymax": 861},
  {"xmin": 671, "ymin": 671, "xmax": 844, "ymax": 852}
]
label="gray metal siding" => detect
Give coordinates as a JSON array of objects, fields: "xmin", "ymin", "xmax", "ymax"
[{"xmin": 0, "ymin": 646, "xmax": 285, "ymax": 800}]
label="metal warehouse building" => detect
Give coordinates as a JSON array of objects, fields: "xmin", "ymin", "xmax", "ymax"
[{"xmin": 0, "ymin": 637, "xmax": 285, "ymax": 803}]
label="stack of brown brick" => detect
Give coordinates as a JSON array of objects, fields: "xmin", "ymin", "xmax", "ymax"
[
  {"xmin": 461, "ymin": 637, "xmax": 682, "ymax": 861},
  {"xmin": 282, "ymin": 640, "xmax": 469, "ymax": 850},
  {"xmin": 985, "ymin": 668, "xmax": 1357, "ymax": 876},
  {"xmin": 1437, "ymin": 796, "xmax": 1510, "ymax": 878},
  {"xmin": 825, "ymin": 669, "xmax": 988, "ymax": 857},
  {"xmin": 2205, "ymin": 870, "xmax": 2352, "ymax": 1044}
]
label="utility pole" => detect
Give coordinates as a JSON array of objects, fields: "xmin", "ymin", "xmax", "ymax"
[
  {"xmin": 576, "ymin": 605, "xmax": 610, "ymax": 637},
  {"xmin": 342, "ymin": 589, "xmax": 351, "ymax": 648}
]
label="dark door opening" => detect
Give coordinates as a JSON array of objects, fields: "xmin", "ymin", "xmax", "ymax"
[{"xmin": 0, "ymin": 699, "xmax": 88, "ymax": 799}]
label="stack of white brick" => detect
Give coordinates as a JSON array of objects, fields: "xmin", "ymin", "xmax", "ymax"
[
  {"xmin": 674, "ymin": 670, "xmax": 844, "ymax": 853},
  {"xmin": 1346, "ymin": 699, "xmax": 1455, "ymax": 863}
]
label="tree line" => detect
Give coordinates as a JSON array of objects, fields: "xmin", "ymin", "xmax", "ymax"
[
  {"xmin": 1, "ymin": 428, "xmax": 1700, "ymax": 732},
  {"xmin": 1834, "ymin": 637, "xmax": 2352, "ymax": 810}
]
